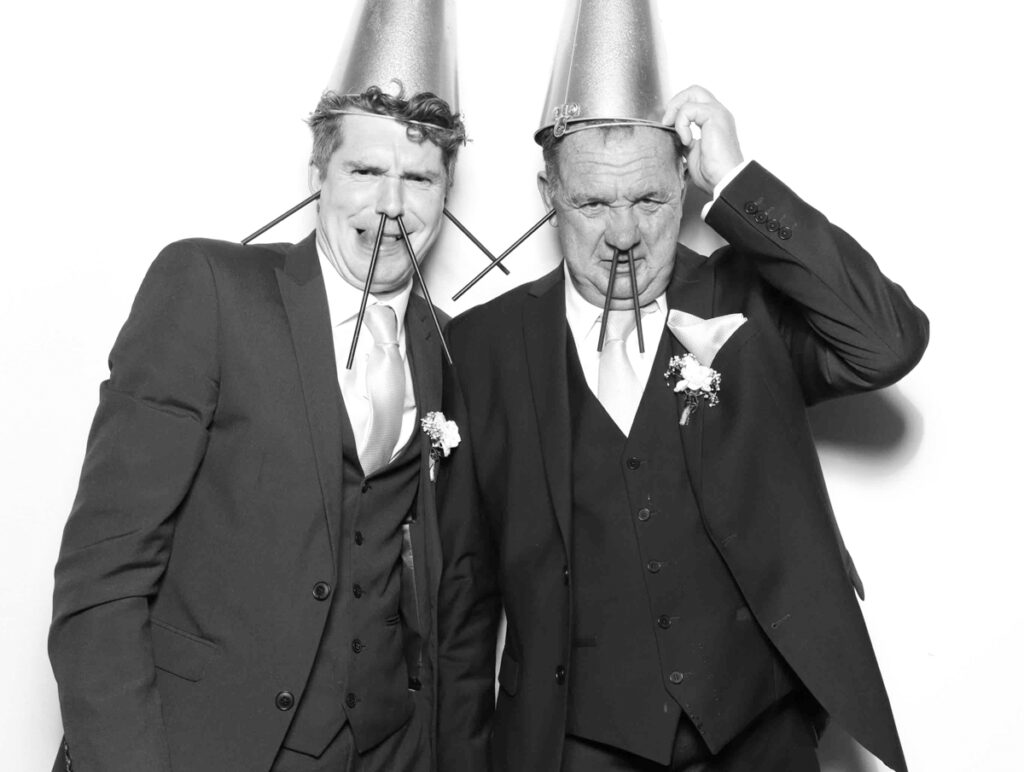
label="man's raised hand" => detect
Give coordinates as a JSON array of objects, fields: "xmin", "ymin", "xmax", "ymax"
[{"xmin": 662, "ymin": 85, "xmax": 744, "ymax": 196}]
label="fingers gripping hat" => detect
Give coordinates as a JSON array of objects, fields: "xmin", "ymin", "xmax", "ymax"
[
  {"xmin": 535, "ymin": 0, "xmax": 669, "ymax": 143},
  {"xmin": 328, "ymin": 0, "xmax": 459, "ymax": 123}
]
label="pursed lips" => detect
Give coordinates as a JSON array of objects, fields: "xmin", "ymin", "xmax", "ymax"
[{"xmin": 600, "ymin": 254, "xmax": 644, "ymax": 269}]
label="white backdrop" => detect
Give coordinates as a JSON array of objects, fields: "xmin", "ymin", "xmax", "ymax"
[{"xmin": 2, "ymin": 1, "xmax": 1021, "ymax": 769}]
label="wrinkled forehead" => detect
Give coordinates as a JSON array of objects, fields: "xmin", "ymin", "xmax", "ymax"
[
  {"xmin": 556, "ymin": 126, "xmax": 683, "ymax": 190},
  {"xmin": 335, "ymin": 112, "xmax": 444, "ymax": 166}
]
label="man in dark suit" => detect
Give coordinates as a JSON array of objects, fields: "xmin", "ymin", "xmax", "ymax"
[
  {"xmin": 48, "ymin": 81, "xmax": 463, "ymax": 772},
  {"xmin": 435, "ymin": 80, "xmax": 927, "ymax": 772}
]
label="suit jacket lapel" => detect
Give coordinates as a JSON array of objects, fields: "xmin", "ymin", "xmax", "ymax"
[
  {"xmin": 523, "ymin": 266, "xmax": 573, "ymax": 553},
  {"xmin": 667, "ymin": 246, "xmax": 716, "ymax": 506},
  {"xmin": 275, "ymin": 233, "xmax": 345, "ymax": 564},
  {"xmin": 406, "ymin": 293, "xmax": 444, "ymax": 602}
]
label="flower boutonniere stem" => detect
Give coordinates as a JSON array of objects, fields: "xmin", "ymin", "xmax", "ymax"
[
  {"xmin": 421, "ymin": 411, "xmax": 461, "ymax": 481},
  {"xmin": 664, "ymin": 354, "xmax": 721, "ymax": 426}
]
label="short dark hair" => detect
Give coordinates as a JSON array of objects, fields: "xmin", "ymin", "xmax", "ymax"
[
  {"xmin": 307, "ymin": 84, "xmax": 466, "ymax": 186},
  {"xmin": 538, "ymin": 122, "xmax": 685, "ymax": 188}
]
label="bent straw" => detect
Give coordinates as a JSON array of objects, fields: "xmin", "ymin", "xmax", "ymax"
[
  {"xmin": 443, "ymin": 209, "xmax": 510, "ymax": 275},
  {"xmin": 597, "ymin": 250, "xmax": 622, "ymax": 353},
  {"xmin": 241, "ymin": 192, "xmax": 321, "ymax": 244},
  {"xmin": 452, "ymin": 209, "xmax": 556, "ymax": 302},
  {"xmin": 625, "ymin": 248, "xmax": 644, "ymax": 354},
  {"xmin": 397, "ymin": 215, "xmax": 453, "ymax": 365},
  {"xmin": 346, "ymin": 213, "xmax": 388, "ymax": 369}
]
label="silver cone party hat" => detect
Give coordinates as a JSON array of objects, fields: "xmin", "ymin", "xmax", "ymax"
[
  {"xmin": 535, "ymin": 0, "xmax": 668, "ymax": 143},
  {"xmin": 328, "ymin": 0, "xmax": 458, "ymax": 116}
]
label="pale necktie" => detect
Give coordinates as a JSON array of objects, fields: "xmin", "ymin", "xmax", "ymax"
[
  {"xmin": 597, "ymin": 310, "xmax": 642, "ymax": 435},
  {"xmin": 360, "ymin": 304, "xmax": 405, "ymax": 475}
]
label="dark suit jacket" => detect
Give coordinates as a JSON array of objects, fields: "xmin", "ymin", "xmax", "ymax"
[
  {"xmin": 436, "ymin": 162, "xmax": 928, "ymax": 772},
  {"xmin": 49, "ymin": 232, "xmax": 448, "ymax": 772}
]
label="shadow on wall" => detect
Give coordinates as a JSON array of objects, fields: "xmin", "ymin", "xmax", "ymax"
[
  {"xmin": 818, "ymin": 724, "xmax": 879, "ymax": 772},
  {"xmin": 810, "ymin": 387, "xmax": 924, "ymax": 468}
]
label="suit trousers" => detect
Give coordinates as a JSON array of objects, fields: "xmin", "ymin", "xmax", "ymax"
[
  {"xmin": 561, "ymin": 698, "xmax": 820, "ymax": 772},
  {"xmin": 271, "ymin": 694, "xmax": 429, "ymax": 772}
]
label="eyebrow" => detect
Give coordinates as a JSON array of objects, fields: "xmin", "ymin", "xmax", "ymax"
[{"xmin": 341, "ymin": 160, "xmax": 442, "ymax": 183}]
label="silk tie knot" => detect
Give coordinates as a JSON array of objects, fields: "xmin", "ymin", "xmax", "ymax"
[{"xmin": 365, "ymin": 303, "xmax": 399, "ymax": 346}]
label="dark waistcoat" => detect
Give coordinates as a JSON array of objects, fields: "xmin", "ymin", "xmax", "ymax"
[
  {"xmin": 566, "ymin": 331, "xmax": 795, "ymax": 765},
  {"xmin": 282, "ymin": 408, "xmax": 421, "ymax": 757}
]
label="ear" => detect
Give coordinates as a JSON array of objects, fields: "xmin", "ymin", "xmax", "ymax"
[
  {"xmin": 536, "ymin": 171, "xmax": 557, "ymax": 226},
  {"xmin": 308, "ymin": 163, "xmax": 323, "ymax": 195}
]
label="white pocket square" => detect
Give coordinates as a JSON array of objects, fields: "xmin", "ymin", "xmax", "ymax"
[{"xmin": 666, "ymin": 310, "xmax": 747, "ymax": 367}]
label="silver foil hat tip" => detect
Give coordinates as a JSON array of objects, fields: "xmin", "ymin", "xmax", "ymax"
[
  {"xmin": 328, "ymin": 0, "xmax": 459, "ymax": 119},
  {"xmin": 537, "ymin": 0, "xmax": 670, "ymax": 143}
]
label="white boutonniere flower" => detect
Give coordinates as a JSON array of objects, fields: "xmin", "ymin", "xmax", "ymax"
[
  {"xmin": 664, "ymin": 354, "xmax": 722, "ymax": 426},
  {"xmin": 421, "ymin": 411, "xmax": 461, "ymax": 481}
]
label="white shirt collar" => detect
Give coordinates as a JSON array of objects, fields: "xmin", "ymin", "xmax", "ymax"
[{"xmin": 563, "ymin": 262, "xmax": 667, "ymax": 346}]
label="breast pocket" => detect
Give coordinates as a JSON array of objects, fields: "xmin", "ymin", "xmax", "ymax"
[{"xmin": 151, "ymin": 618, "xmax": 219, "ymax": 682}]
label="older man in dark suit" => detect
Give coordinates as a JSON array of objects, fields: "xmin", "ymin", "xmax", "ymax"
[
  {"xmin": 47, "ymin": 3, "xmax": 465, "ymax": 765},
  {"xmin": 434, "ymin": 5, "xmax": 927, "ymax": 770}
]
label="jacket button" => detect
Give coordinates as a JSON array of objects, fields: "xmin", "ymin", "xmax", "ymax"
[
  {"xmin": 754, "ymin": 212, "xmax": 768, "ymax": 224},
  {"xmin": 669, "ymin": 671, "xmax": 685, "ymax": 684},
  {"xmin": 779, "ymin": 226, "xmax": 793, "ymax": 240},
  {"xmin": 647, "ymin": 560, "xmax": 662, "ymax": 574},
  {"xmin": 555, "ymin": 666, "xmax": 566, "ymax": 685},
  {"xmin": 312, "ymin": 581, "xmax": 331, "ymax": 601},
  {"xmin": 626, "ymin": 457, "xmax": 642, "ymax": 470},
  {"xmin": 562, "ymin": 565, "xmax": 570, "ymax": 585},
  {"xmin": 345, "ymin": 692, "xmax": 357, "ymax": 708},
  {"xmin": 743, "ymin": 201, "xmax": 758, "ymax": 214},
  {"xmin": 352, "ymin": 638, "xmax": 365, "ymax": 654},
  {"xmin": 354, "ymin": 531, "xmax": 364, "ymax": 546},
  {"xmin": 275, "ymin": 691, "xmax": 295, "ymax": 711},
  {"xmin": 637, "ymin": 507, "xmax": 651, "ymax": 521},
  {"xmin": 352, "ymin": 583, "xmax": 363, "ymax": 598},
  {"xmin": 766, "ymin": 218, "xmax": 780, "ymax": 232},
  {"xmin": 657, "ymin": 614, "xmax": 672, "ymax": 629}
]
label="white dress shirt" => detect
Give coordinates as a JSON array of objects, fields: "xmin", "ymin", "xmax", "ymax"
[
  {"xmin": 317, "ymin": 245, "xmax": 417, "ymax": 465},
  {"xmin": 564, "ymin": 266, "xmax": 668, "ymax": 406}
]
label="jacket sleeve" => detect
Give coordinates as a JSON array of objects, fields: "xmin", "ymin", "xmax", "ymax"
[
  {"xmin": 48, "ymin": 242, "xmax": 220, "ymax": 772},
  {"xmin": 706, "ymin": 161, "xmax": 929, "ymax": 405},
  {"xmin": 434, "ymin": 337, "xmax": 502, "ymax": 772}
]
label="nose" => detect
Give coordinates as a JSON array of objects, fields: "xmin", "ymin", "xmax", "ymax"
[
  {"xmin": 604, "ymin": 206, "xmax": 640, "ymax": 253},
  {"xmin": 375, "ymin": 175, "xmax": 404, "ymax": 219}
]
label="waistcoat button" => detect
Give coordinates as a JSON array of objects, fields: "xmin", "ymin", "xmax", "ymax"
[
  {"xmin": 669, "ymin": 671, "xmax": 685, "ymax": 684},
  {"xmin": 626, "ymin": 457, "xmax": 642, "ymax": 470},
  {"xmin": 637, "ymin": 507, "xmax": 651, "ymax": 521},
  {"xmin": 312, "ymin": 581, "xmax": 331, "ymax": 601},
  {"xmin": 345, "ymin": 692, "xmax": 357, "ymax": 708},
  {"xmin": 555, "ymin": 666, "xmax": 566, "ymax": 685},
  {"xmin": 646, "ymin": 560, "xmax": 662, "ymax": 574},
  {"xmin": 657, "ymin": 614, "xmax": 672, "ymax": 629},
  {"xmin": 275, "ymin": 691, "xmax": 295, "ymax": 711}
]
